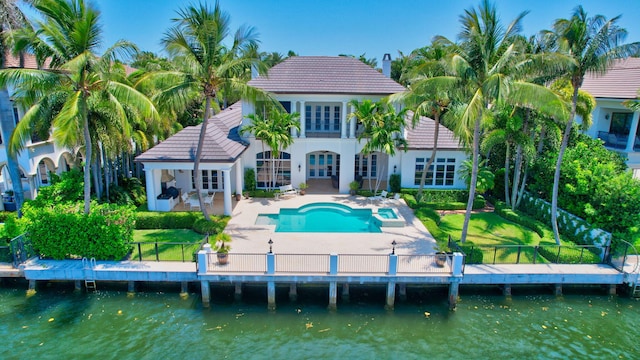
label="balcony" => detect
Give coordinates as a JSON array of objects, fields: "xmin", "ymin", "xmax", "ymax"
[{"xmin": 597, "ymin": 131, "xmax": 640, "ymax": 151}]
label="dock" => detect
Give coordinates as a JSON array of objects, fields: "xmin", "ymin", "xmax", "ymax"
[{"xmin": 6, "ymin": 248, "xmax": 635, "ymax": 311}]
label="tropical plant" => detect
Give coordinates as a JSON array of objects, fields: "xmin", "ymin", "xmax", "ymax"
[
  {"xmin": 428, "ymin": 0, "xmax": 567, "ymax": 242},
  {"xmin": 0, "ymin": 0, "xmax": 159, "ymax": 215},
  {"xmin": 0, "ymin": 0, "xmax": 32, "ymax": 214},
  {"xmin": 147, "ymin": 2, "xmax": 273, "ymax": 220},
  {"xmin": 242, "ymin": 106, "xmax": 300, "ymax": 190},
  {"xmin": 459, "ymin": 159, "xmax": 494, "ymax": 194},
  {"xmin": 543, "ymin": 6, "xmax": 640, "ymax": 244}
]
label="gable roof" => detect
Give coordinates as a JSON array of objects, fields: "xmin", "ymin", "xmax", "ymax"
[
  {"xmin": 135, "ymin": 104, "xmax": 247, "ymax": 163},
  {"xmin": 405, "ymin": 112, "xmax": 464, "ymax": 150},
  {"xmin": 3, "ymin": 51, "xmax": 136, "ymax": 74},
  {"xmin": 248, "ymin": 56, "xmax": 406, "ymax": 95},
  {"xmin": 581, "ymin": 57, "xmax": 640, "ymax": 99}
]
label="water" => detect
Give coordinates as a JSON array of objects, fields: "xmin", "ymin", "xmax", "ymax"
[
  {"xmin": 377, "ymin": 208, "xmax": 398, "ymax": 219},
  {"xmin": 256, "ymin": 202, "xmax": 381, "ymax": 233},
  {"xmin": 1, "ymin": 281, "xmax": 638, "ymax": 359}
]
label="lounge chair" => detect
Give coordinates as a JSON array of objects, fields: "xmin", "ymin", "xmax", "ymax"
[{"xmin": 368, "ymin": 190, "xmax": 388, "ymax": 204}]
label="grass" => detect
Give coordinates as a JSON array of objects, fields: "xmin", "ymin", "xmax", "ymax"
[{"xmin": 131, "ymin": 229, "xmax": 205, "ymax": 261}]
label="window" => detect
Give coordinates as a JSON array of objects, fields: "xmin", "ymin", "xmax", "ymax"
[
  {"xmin": 191, "ymin": 170, "xmax": 223, "ymax": 190},
  {"xmin": 354, "ymin": 153, "xmax": 382, "ymax": 179},
  {"xmin": 304, "ymin": 102, "xmax": 341, "ymax": 133},
  {"xmin": 256, "ymin": 151, "xmax": 291, "ymax": 188},
  {"xmin": 415, "ymin": 158, "xmax": 456, "ymax": 186},
  {"xmin": 38, "ymin": 162, "xmax": 49, "ymax": 186},
  {"xmin": 610, "ymin": 112, "xmax": 634, "ymax": 135}
]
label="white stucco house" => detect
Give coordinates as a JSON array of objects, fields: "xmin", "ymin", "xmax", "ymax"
[
  {"xmin": 581, "ymin": 57, "xmax": 640, "ymax": 178},
  {"xmin": 0, "ymin": 53, "xmax": 78, "ymax": 207},
  {"xmin": 135, "ymin": 55, "xmax": 468, "ymax": 215}
]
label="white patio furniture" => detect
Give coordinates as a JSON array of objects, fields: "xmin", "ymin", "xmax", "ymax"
[
  {"xmin": 204, "ymin": 193, "xmax": 215, "ymax": 208},
  {"xmin": 181, "ymin": 192, "xmax": 190, "ymax": 209},
  {"xmin": 188, "ymin": 194, "xmax": 201, "ymax": 210},
  {"xmin": 368, "ymin": 190, "xmax": 388, "ymax": 204},
  {"xmin": 275, "ymin": 184, "xmax": 299, "ymax": 200}
]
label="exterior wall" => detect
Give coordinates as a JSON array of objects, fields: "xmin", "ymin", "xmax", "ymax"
[
  {"xmin": 581, "ymin": 98, "xmax": 640, "ymax": 178},
  {"xmin": 398, "ymin": 149, "xmax": 467, "ymax": 189}
]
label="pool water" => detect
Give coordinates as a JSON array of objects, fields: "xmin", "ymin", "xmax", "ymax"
[
  {"xmin": 377, "ymin": 208, "xmax": 398, "ymax": 219},
  {"xmin": 256, "ymin": 203, "xmax": 382, "ymax": 233}
]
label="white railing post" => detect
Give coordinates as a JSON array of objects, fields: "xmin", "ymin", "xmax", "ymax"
[
  {"xmin": 267, "ymin": 252, "xmax": 275, "ymax": 274},
  {"xmin": 388, "ymin": 254, "xmax": 398, "ymax": 275},
  {"xmin": 197, "ymin": 244, "xmax": 212, "ymax": 275},
  {"xmin": 329, "ymin": 253, "xmax": 338, "ymax": 275},
  {"xmin": 452, "ymin": 252, "xmax": 464, "ymax": 276}
]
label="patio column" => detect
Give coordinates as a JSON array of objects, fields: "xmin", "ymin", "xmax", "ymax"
[
  {"xmin": 223, "ymin": 169, "xmax": 232, "ymax": 215},
  {"xmin": 625, "ymin": 112, "xmax": 640, "ymax": 152},
  {"xmin": 235, "ymin": 158, "xmax": 243, "ymax": 194},
  {"xmin": 349, "ymin": 104, "xmax": 356, "ymax": 138},
  {"xmin": 341, "ymin": 101, "xmax": 347, "ymax": 138},
  {"xmin": 144, "ymin": 168, "xmax": 158, "ymax": 211},
  {"xmin": 291, "ymin": 101, "xmax": 298, "ymax": 138},
  {"xmin": 300, "ymin": 101, "xmax": 306, "ymax": 138}
]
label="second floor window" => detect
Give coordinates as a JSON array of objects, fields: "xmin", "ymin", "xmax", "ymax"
[{"xmin": 305, "ymin": 103, "xmax": 341, "ymax": 132}]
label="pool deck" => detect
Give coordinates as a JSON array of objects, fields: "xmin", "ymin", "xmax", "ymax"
[{"xmin": 225, "ymin": 194, "xmax": 437, "ymax": 255}]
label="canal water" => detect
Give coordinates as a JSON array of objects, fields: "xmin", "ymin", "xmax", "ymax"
[{"xmin": 0, "ymin": 281, "xmax": 638, "ymax": 359}]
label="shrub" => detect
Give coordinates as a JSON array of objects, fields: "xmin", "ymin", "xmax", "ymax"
[
  {"xmin": 108, "ymin": 185, "xmax": 134, "ymax": 206},
  {"xmin": 244, "ymin": 168, "xmax": 257, "ymax": 191},
  {"xmin": 414, "ymin": 210, "xmax": 448, "ymax": 249},
  {"xmin": 460, "ymin": 245, "xmax": 484, "ymax": 264},
  {"xmin": 414, "ymin": 207, "xmax": 441, "ymax": 224},
  {"xmin": 537, "ymin": 245, "xmax": 601, "ymax": 264},
  {"xmin": 493, "ymin": 201, "xmax": 545, "ymax": 238},
  {"xmin": 135, "ymin": 211, "xmax": 203, "ymax": 229},
  {"xmin": 402, "ymin": 189, "xmax": 469, "ymax": 203},
  {"xmin": 388, "ymin": 174, "xmax": 401, "ymax": 193},
  {"xmin": 0, "ymin": 213, "xmax": 23, "ymax": 242},
  {"xmin": 22, "ymin": 202, "xmax": 135, "ymax": 260},
  {"xmin": 29, "ymin": 170, "xmax": 84, "ymax": 207},
  {"xmin": 192, "ymin": 217, "xmax": 230, "ymax": 235},
  {"xmin": 403, "ymin": 194, "xmax": 418, "ymax": 209},
  {"xmin": 247, "ymin": 190, "xmax": 276, "ymax": 198},
  {"xmin": 119, "ymin": 177, "xmax": 147, "ymax": 206}
]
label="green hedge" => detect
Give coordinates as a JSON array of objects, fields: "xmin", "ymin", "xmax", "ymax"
[
  {"xmin": 460, "ymin": 245, "xmax": 484, "ymax": 264},
  {"xmin": 536, "ymin": 245, "xmax": 602, "ymax": 264},
  {"xmin": 403, "ymin": 193, "xmax": 486, "ymax": 210},
  {"xmin": 135, "ymin": 211, "xmax": 203, "ymax": 229},
  {"xmin": 493, "ymin": 201, "xmax": 545, "ymax": 238},
  {"xmin": 414, "ymin": 209, "xmax": 448, "ymax": 250},
  {"xmin": 402, "ymin": 189, "xmax": 469, "ymax": 202},
  {"xmin": 22, "ymin": 202, "xmax": 135, "ymax": 260},
  {"xmin": 247, "ymin": 190, "xmax": 276, "ymax": 198}
]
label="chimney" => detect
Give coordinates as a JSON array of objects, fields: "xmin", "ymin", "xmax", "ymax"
[{"xmin": 382, "ymin": 53, "xmax": 391, "ymax": 77}]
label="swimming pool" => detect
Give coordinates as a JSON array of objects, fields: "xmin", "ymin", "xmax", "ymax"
[{"xmin": 256, "ymin": 202, "xmax": 382, "ymax": 233}]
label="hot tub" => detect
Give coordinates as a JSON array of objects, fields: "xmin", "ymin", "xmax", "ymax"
[{"xmin": 372, "ymin": 208, "xmax": 405, "ymax": 227}]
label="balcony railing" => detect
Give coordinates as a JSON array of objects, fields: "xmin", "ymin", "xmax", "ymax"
[{"xmin": 598, "ymin": 131, "xmax": 640, "ymax": 150}]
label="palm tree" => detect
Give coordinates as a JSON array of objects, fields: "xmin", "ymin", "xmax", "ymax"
[
  {"xmin": 350, "ymin": 100, "xmax": 407, "ymax": 191},
  {"xmin": 242, "ymin": 107, "xmax": 300, "ymax": 190},
  {"xmin": 0, "ymin": 0, "xmax": 159, "ymax": 214},
  {"xmin": 544, "ymin": 6, "xmax": 639, "ymax": 244},
  {"xmin": 149, "ymin": 2, "xmax": 272, "ymax": 220},
  {"xmin": 0, "ymin": 0, "xmax": 31, "ymax": 213},
  {"xmin": 431, "ymin": 0, "xmax": 568, "ymax": 242}
]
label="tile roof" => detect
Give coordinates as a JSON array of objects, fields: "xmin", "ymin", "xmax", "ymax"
[
  {"xmin": 248, "ymin": 56, "xmax": 406, "ymax": 95},
  {"xmin": 405, "ymin": 111, "xmax": 464, "ymax": 150},
  {"xmin": 3, "ymin": 51, "xmax": 136, "ymax": 74},
  {"xmin": 581, "ymin": 57, "xmax": 640, "ymax": 99},
  {"xmin": 135, "ymin": 104, "xmax": 247, "ymax": 163}
]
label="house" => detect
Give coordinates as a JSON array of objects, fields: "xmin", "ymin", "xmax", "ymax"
[
  {"xmin": 0, "ymin": 53, "xmax": 77, "ymax": 206},
  {"xmin": 135, "ymin": 55, "xmax": 468, "ymax": 214},
  {"xmin": 581, "ymin": 57, "xmax": 640, "ymax": 178}
]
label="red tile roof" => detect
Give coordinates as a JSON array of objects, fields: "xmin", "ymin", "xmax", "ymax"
[
  {"xmin": 405, "ymin": 111, "xmax": 464, "ymax": 150},
  {"xmin": 581, "ymin": 57, "xmax": 640, "ymax": 99},
  {"xmin": 135, "ymin": 104, "xmax": 247, "ymax": 163},
  {"xmin": 3, "ymin": 51, "xmax": 136, "ymax": 74},
  {"xmin": 248, "ymin": 56, "xmax": 406, "ymax": 95}
]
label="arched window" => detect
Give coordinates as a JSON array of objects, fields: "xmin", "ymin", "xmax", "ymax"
[{"xmin": 256, "ymin": 151, "xmax": 291, "ymax": 188}]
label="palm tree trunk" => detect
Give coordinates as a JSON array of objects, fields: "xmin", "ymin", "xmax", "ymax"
[
  {"xmin": 510, "ymin": 143, "xmax": 523, "ymax": 210},
  {"xmin": 0, "ymin": 88, "xmax": 25, "ymax": 215},
  {"xmin": 551, "ymin": 84, "xmax": 579, "ymax": 245},
  {"xmin": 504, "ymin": 142, "xmax": 511, "ymax": 207},
  {"xmin": 194, "ymin": 96, "xmax": 212, "ymax": 221},
  {"xmin": 80, "ymin": 97, "xmax": 92, "ymax": 215},
  {"xmin": 461, "ymin": 117, "xmax": 481, "ymax": 243},
  {"xmin": 418, "ymin": 113, "xmax": 440, "ymax": 201}
]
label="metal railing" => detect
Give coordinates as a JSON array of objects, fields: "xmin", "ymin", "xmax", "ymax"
[
  {"xmin": 129, "ymin": 235, "xmax": 209, "ymax": 262},
  {"xmin": 449, "ymin": 237, "xmax": 605, "ymax": 265},
  {"xmin": 10, "ymin": 234, "xmax": 35, "ymax": 267},
  {"xmin": 203, "ymin": 252, "xmax": 460, "ymax": 275}
]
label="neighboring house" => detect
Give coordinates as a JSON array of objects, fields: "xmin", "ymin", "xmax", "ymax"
[
  {"xmin": 136, "ymin": 55, "xmax": 467, "ymax": 214},
  {"xmin": 0, "ymin": 53, "xmax": 77, "ymax": 206},
  {"xmin": 581, "ymin": 57, "xmax": 640, "ymax": 178}
]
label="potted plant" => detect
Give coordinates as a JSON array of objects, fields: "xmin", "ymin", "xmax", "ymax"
[
  {"xmin": 214, "ymin": 233, "xmax": 232, "ymax": 265},
  {"xmin": 243, "ymin": 191, "xmax": 250, "ymax": 199},
  {"xmin": 349, "ymin": 181, "xmax": 360, "ymax": 196},
  {"xmin": 298, "ymin": 182, "xmax": 308, "ymax": 195},
  {"xmin": 435, "ymin": 251, "xmax": 447, "ymax": 267},
  {"xmin": 234, "ymin": 192, "xmax": 242, "ymax": 201}
]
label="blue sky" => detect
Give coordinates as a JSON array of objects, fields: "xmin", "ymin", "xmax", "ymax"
[{"xmin": 35, "ymin": 0, "xmax": 640, "ymax": 62}]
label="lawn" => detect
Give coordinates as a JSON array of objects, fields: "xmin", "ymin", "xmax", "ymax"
[
  {"xmin": 131, "ymin": 229, "xmax": 205, "ymax": 262},
  {"xmin": 439, "ymin": 212, "xmax": 557, "ymax": 246}
]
